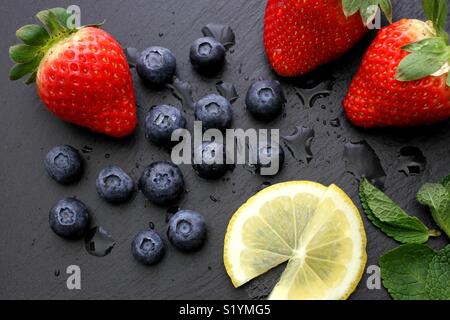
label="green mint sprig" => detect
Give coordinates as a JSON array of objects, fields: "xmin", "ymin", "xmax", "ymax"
[
  {"xmin": 359, "ymin": 179, "xmax": 439, "ymax": 244},
  {"xmin": 342, "ymin": 0, "xmax": 393, "ymax": 26},
  {"xmin": 380, "ymin": 244, "xmax": 450, "ymax": 300},
  {"xmin": 417, "ymin": 175, "xmax": 450, "ymax": 238},
  {"xmin": 379, "ymin": 244, "xmax": 435, "ymax": 300}
]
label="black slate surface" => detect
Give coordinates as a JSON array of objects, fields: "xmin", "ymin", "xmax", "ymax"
[{"xmin": 0, "ymin": 0, "xmax": 449, "ymax": 300}]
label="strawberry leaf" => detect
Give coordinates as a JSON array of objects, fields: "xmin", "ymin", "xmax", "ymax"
[
  {"xmin": 396, "ymin": 51, "xmax": 449, "ymax": 81},
  {"xmin": 402, "ymin": 37, "xmax": 448, "ymax": 53},
  {"xmin": 9, "ymin": 57, "xmax": 40, "ymax": 81},
  {"xmin": 49, "ymin": 7, "xmax": 73, "ymax": 30},
  {"xmin": 9, "ymin": 44, "xmax": 41, "ymax": 64},
  {"xmin": 16, "ymin": 24, "xmax": 49, "ymax": 46},
  {"xmin": 342, "ymin": 0, "xmax": 363, "ymax": 17},
  {"xmin": 422, "ymin": 0, "xmax": 448, "ymax": 35},
  {"xmin": 360, "ymin": 0, "xmax": 380, "ymax": 26},
  {"xmin": 36, "ymin": 9, "xmax": 67, "ymax": 34},
  {"xmin": 378, "ymin": 0, "xmax": 393, "ymax": 23}
]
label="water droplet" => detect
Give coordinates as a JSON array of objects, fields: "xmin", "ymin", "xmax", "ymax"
[
  {"xmin": 344, "ymin": 141, "xmax": 386, "ymax": 188},
  {"xmin": 84, "ymin": 227, "xmax": 115, "ymax": 257},
  {"xmin": 398, "ymin": 146, "xmax": 426, "ymax": 176},
  {"xmin": 149, "ymin": 222, "xmax": 155, "ymax": 230},
  {"xmin": 201, "ymin": 23, "xmax": 236, "ymax": 49},
  {"xmin": 330, "ymin": 118, "xmax": 341, "ymax": 127},
  {"xmin": 167, "ymin": 78, "xmax": 195, "ymax": 111},
  {"xmin": 209, "ymin": 195, "xmax": 219, "ymax": 202},
  {"xmin": 166, "ymin": 206, "xmax": 179, "ymax": 222},
  {"xmin": 216, "ymin": 81, "xmax": 239, "ymax": 103},
  {"xmin": 294, "ymin": 81, "xmax": 331, "ymax": 108},
  {"xmin": 104, "ymin": 153, "xmax": 110, "ymax": 159},
  {"xmin": 124, "ymin": 47, "xmax": 140, "ymax": 68},
  {"xmin": 54, "ymin": 269, "xmax": 60, "ymax": 277},
  {"xmin": 282, "ymin": 126, "xmax": 315, "ymax": 164},
  {"xmin": 81, "ymin": 145, "xmax": 93, "ymax": 154}
]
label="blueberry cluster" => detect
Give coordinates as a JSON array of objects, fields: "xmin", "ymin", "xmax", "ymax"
[
  {"xmin": 44, "ymin": 26, "xmax": 287, "ymax": 267},
  {"xmin": 44, "ymin": 144, "xmax": 207, "ymax": 265}
]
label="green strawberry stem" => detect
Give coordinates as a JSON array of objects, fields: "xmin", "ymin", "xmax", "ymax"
[
  {"xmin": 9, "ymin": 7, "xmax": 102, "ymax": 84},
  {"xmin": 342, "ymin": 0, "xmax": 393, "ymax": 26},
  {"xmin": 396, "ymin": 0, "xmax": 450, "ymax": 86}
]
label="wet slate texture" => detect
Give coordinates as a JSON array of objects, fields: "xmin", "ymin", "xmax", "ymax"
[{"xmin": 0, "ymin": 0, "xmax": 449, "ymax": 300}]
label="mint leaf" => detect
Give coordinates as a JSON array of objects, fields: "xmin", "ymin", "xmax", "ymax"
[
  {"xmin": 342, "ymin": 0, "xmax": 362, "ymax": 17},
  {"xmin": 396, "ymin": 51, "xmax": 449, "ymax": 81},
  {"xmin": 359, "ymin": 179, "xmax": 431, "ymax": 244},
  {"xmin": 417, "ymin": 183, "xmax": 450, "ymax": 238},
  {"xmin": 425, "ymin": 245, "xmax": 450, "ymax": 299},
  {"xmin": 380, "ymin": 244, "xmax": 435, "ymax": 300},
  {"xmin": 441, "ymin": 174, "xmax": 450, "ymax": 193}
]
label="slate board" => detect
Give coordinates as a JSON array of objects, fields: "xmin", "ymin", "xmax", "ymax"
[{"xmin": 0, "ymin": 0, "xmax": 448, "ymax": 300}]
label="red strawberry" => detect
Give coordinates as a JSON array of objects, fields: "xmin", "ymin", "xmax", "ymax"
[
  {"xmin": 9, "ymin": 8, "xmax": 136, "ymax": 138},
  {"xmin": 343, "ymin": 0, "xmax": 450, "ymax": 128},
  {"xmin": 264, "ymin": 0, "xmax": 392, "ymax": 77}
]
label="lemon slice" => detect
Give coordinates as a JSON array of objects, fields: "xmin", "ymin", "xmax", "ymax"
[{"xmin": 223, "ymin": 181, "xmax": 367, "ymax": 300}]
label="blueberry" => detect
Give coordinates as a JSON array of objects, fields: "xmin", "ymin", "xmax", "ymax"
[
  {"xmin": 96, "ymin": 166, "xmax": 134, "ymax": 203},
  {"xmin": 137, "ymin": 46, "xmax": 176, "ymax": 86},
  {"xmin": 190, "ymin": 37, "xmax": 226, "ymax": 74},
  {"xmin": 145, "ymin": 105, "xmax": 186, "ymax": 145},
  {"xmin": 44, "ymin": 145, "xmax": 83, "ymax": 184},
  {"xmin": 245, "ymin": 80, "xmax": 285, "ymax": 121},
  {"xmin": 131, "ymin": 229, "xmax": 165, "ymax": 265},
  {"xmin": 167, "ymin": 210, "xmax": 206, "ymax": 252},
  {"xmin": 49, "ymin": 198, "xmax": 90, "ymax": 239},
  {"xmin": 192, "ymin": 141, "xmax": 230, "ymax": 180},
  {"xmin": 194, "ymin": 94, "xmax": 232, "ymax": 131},
  {"xmin": 139, "ymin": 161, "xmax": 185, "ymax": 206},
  {"xmin": 255, "ymin": 141, "xmax": 285, "ymax": 175}
]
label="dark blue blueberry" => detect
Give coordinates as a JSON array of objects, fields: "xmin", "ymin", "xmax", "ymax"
[
  {"xmin": 245, "ymin": 80, "xmax": 285, "ymax": 121},
  {"xmin": 131, "ymin": 229, "xmax": 165, "ymax": 265},
  {"xmin": 190, "ymin": 37, "xmax": 226, "ymax": 74},
  {"xmin": 44, "ymin": 145, "xmax": 83, "ymax": 184},
  {"xmin": 96, "ymin": 166, "xmax": 135, "ymax": 203},
  {"xmin": 139, "ymin": 161, "xmax": 185, "ymax": 206},
  {"xmin": 194, "ymin": 94, "xmax": 232, "ymax": 131},
  {"xmin": 192, "ymin": 141, "xmax": 230, "ymax": 180},
  {"xmin": 255, "ymin": 141, "xmax": 285, "ymax": 175},
  {"xmin": 49, "ymin": 198, "xmax": 90, "ymax": 239},
  {"xmin": 137, "ymin": 46, "xmax": 176, "ymax": 86},
  {"xmin": 145, "ymin": 105, "xmax": 186, "ymax": 145},
  {"xmin": 167, "ymin": 210, "xmax": 206, "ymax": 252}
]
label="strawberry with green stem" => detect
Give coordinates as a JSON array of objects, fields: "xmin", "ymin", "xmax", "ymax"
[
  {"xmin": 343, "ymin": 0, "xmax": 450, "ymax": 128},
  {"xmin": 264, "ymin": 0, "xmax": 393, "ymax": 77},
  {"xmin": 9, "ymin": 8, "xmax": 137, "ymax": 138}
]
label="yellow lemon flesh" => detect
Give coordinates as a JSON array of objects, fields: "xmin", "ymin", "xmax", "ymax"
[{"xmin": 223, "ymin": 181, "xmax": 367, "ymax": 300}]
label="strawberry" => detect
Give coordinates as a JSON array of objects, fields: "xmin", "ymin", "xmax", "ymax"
[
  {"xmin": 264, "ymin": 0, "xmax": 393, "ymax": 77},
  {"xmin": 343, "ymin": 0, "xmax": 450, "ymax": 128},
  {"xmin": 9, "ymin": 8, "xmax": 137, "ymax": 138}
]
